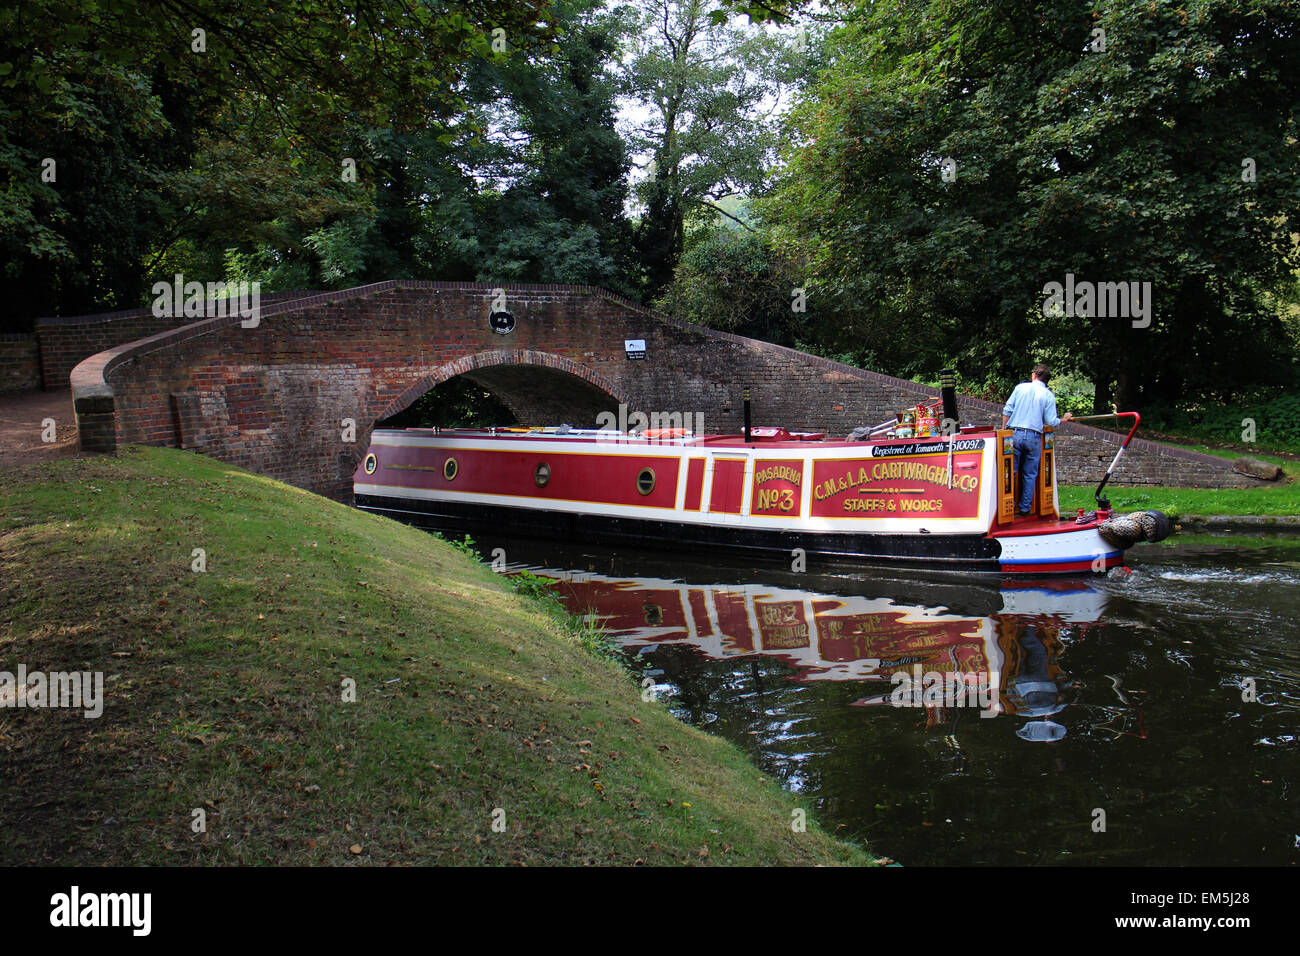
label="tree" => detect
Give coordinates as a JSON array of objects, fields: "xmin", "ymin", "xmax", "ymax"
[
  {"xmin": 764, "ymin": 0, "xmax": 1300, "ymax": 406},
  {"xmin": 619, "ymin": 0, "xmax": 802, "ymax": 297},
  {"xmin": 225, "ymin": 0, "xmax": 636, "ymax": 293},
  {"xmin": 0, "ymin": 0, "xmax": 555, "ymax": 328},
  {"xmin": 462, "ymin": 0, "xmax": 636, "ymax": 289},
  {"xmin": 653, "ymin": 216, "xmax": 812, "ymax": 345}
]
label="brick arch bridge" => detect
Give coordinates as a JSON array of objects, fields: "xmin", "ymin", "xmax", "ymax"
[
  {"xmin": 376, "ymin": 349, "xmax": 625, "ymax": 427},
  {"xmin": 64, "ymin": 280, "xmax": 1257, "ymax": 501}
]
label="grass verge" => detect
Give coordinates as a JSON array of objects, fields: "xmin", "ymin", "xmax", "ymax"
[
  {"xmin": 0, "ymin": 446, "xmax": 871, "ymax": 866},
  {"xmin": 1059, "ymin": 481, "xmax": 1299, "ymax": 519}
]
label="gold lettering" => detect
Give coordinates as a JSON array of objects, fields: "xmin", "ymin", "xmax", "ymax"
[
  {"xmin": 898, "ymin": 499, "xmax": 945, "ymax": 512},
  {"xmin": 754, "ymin": 465, "xmax": 803, "ymax": 487}
]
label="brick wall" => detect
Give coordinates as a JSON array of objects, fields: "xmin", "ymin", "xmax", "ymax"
[
  {"xmin": 69, "ymin": 281, "xmax": 1264, "ymax": 500},
  {"xmin": 35, "ymin": 291, "xmax": 314, "ymax": 389},
  {"xmin": 0, "ymin": 334, "xmax": 41, "ymax": 393}
]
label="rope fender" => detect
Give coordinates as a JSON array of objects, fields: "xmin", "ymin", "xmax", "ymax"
[{"xmin": 1098, "ymin": 510, "xmax": 1174, "ymax": 549}]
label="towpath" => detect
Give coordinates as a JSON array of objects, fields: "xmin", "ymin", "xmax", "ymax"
[{"xmin": 0, "ymin": 389, "xmax": 81, "ymax": 468}]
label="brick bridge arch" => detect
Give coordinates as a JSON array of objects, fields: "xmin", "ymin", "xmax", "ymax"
[
  {"xmin": 375, "ymin": 349, "xmax": 625, "ymax": 427},
  {"xmin": 64, "ymin": 280, "xmax": 1261, "ymax": 500}
]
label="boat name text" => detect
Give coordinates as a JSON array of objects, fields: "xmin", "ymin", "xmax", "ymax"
[
  {"xmin": 754, "ymin": 465, "xmax": 802, "ymax": 487},
  {"xmin": 813, "ymin": 462, "xmax": 978, "ymax": 504}
]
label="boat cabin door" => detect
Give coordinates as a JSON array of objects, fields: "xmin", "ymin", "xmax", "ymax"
[{"xmin": 702, "ymin": 451, "xmax": 753, "ymax": 521}]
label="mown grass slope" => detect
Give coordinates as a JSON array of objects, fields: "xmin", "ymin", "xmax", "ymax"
[{"xmin": 0, "ymin": 447, "xmax": 871, "ymax": 866}]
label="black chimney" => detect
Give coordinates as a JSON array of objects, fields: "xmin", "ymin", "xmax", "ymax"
[{"xmin": 940, "ymin": 369, "xmax": 959, "ymax": 433}]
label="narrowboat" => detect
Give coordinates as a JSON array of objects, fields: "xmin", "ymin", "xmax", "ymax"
[{"xmin": 353, "ymin": 403, "xmax": 1171, "ymax": 576}]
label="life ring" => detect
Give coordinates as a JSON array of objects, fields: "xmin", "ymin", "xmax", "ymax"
[{"xmin": 642, "ymin": 428, "xmax": 691, "ymax": 439}]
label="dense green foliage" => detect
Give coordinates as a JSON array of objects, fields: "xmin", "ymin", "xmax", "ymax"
[
  {"xmin": 763, "ymin": 0, "xmax": 1300, "ymax": 409},
  {"xmin": 1143, "ymin": 392, "xmax": 1300, "ymax": 452},
  {"xmin": 4, "ymin": 0, "xmax": 1296, "ymax": 440},
  {"xmin": 0, "ymin": 0, "xmax": 557, "ymax": 325},
  {"xmin": 619, "ymin": 0, "xmax": 807, "ymax": 297},
  {"xmin": 299, "ymin": 0, "xmax": 639, "ymax": 292},
  {"xmin": 651, "ymin": 222, "xmax": 810, "ymax": 345}
]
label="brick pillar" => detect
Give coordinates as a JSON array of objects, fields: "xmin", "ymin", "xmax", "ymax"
[{"xmin": 74, "ymin": 394, "xmax": 117, "ymax": 453}]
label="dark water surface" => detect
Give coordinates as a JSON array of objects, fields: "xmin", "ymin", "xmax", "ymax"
[{"xmin": 474, "ymin": 533, "xmax": 1299, "ymax": 866}]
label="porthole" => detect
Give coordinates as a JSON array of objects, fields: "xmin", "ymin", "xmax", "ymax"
[
  {"xmin": 636, "ymin": 467, "xmax": 656, "ymax": 496},
  {"xmin": 363, "ymin": 453, "xmax": 377, "ymax": 475},
  {"xmin": 443, "ymin": 457, "xmax": 459, "ymax": 481},
  {"xmin": 534, "ymin": 462, "xmax": 551, "ymax": 487}
]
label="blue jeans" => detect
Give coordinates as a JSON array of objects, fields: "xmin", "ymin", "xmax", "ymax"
[{"xmin": 1012, "ymin": 428, "xmax": 1041, "ymax": 513}]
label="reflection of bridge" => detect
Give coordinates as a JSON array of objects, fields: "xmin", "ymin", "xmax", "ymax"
[
  {"xmin": 535, "ymin": 568, "xmax": 1100, "ymax": 721},
  {"xmin": 56, "ymin": 280, "xmax": 1254, "ymax": 501}
]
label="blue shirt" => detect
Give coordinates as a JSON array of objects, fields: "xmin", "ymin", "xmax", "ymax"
[{"xmin": 1003, "ymin": 380, "xmax": 1061, "ymax": 432}]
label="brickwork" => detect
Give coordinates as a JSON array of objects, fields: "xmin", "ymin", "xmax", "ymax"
[
  {"xmin": 67, "ymin": 280, "xmax": 1264, "ymax": 500},
  {"xmin": 0, "ymin": 334, "xmax": 40, "ymax": 393},
  {"xmin": 35, "ymin": 291, "xmax": 315, "ymax": 389}
]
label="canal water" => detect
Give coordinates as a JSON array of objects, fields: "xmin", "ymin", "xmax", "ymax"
[{"xmin": 472, "ymin": 533, "xmax": 1299, "ymax": 866}]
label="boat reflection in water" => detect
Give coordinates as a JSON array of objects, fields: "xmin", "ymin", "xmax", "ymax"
[
  {"xmin": 521, "ymin": 560, "xmax": 1117, "ymax": 744},
  {"xmin": 476, "ymin": 539, "xmax": 1296, "ymax": 865}
]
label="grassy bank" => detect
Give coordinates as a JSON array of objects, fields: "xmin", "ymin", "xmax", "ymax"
[
  {"xmin": 1059, "ymin": 480, "xmax": 1299, "ymax": 519},
  {"xmin": 0, "ymin": 447, "xmax": 871, "ymax": 866}
]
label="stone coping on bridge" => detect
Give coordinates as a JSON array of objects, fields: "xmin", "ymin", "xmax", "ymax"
[{"xmin": 66, "ymin": 279, "xmax": 1254, "ymax": 486}]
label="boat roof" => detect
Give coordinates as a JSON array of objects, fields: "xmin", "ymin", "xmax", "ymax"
[{"xmin": 372, "ymin": 425, "xmax": 999, "ymax": 449}]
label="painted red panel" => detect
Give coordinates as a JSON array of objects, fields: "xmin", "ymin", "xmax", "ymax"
[
  {"xmin": 686, "ymin": 589, "xmax": 712, "ymax": 636},
  {"xmin": 683, "ymin": 458, "xmax": 705, "ymax": 511},
  {"xmin": 1002, "ymin": 556, "xmax": 1120, "ymax": 574},
  {"xmin": 552, "ymin": 579, "xmax": 692, "ymax": 638},
  {"xmin": 754, "ymin": 598, "xmax": 811, "ymax": 650},
  {"xmin": 750, "ymin": 459, "xmax": 803, "ymax": 518},
  {"xmin": 713, "ymin": 590, "xmax": 754, "ymax": 651},
  {"xmin": 370, "ymin": 445, "xmax": 679, "ymax": 509},
  {"xmin": 709, "ymin": 457, "xmax": 746, "ymax": 514},
  {"xmin": 815, "ymin": 611, "xmax": 982, "ymax": 668}
]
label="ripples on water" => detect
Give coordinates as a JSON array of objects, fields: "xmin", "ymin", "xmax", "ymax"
[{"xmin": 483, "ymin": 534, "xmax": 1300, "ymax": 866}]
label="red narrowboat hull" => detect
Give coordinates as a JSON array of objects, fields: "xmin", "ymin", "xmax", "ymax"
[{"xmin": 354, "ymin": 427, "xmax": 1127, "ymax": 575}]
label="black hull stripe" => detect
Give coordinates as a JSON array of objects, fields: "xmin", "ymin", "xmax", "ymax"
[{"xmin": 356, "ymin": 493, "xmax": 1006, "ymax": 573}]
